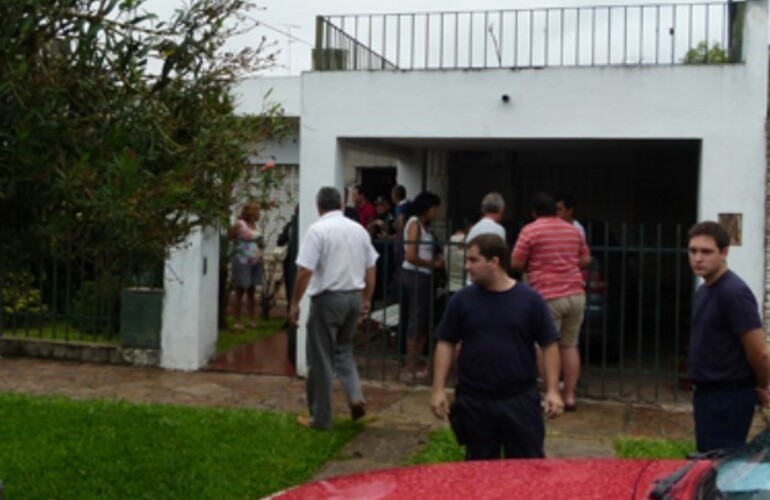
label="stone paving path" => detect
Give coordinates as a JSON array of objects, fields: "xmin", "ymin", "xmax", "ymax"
[{"xmin": 1, "ymin": 357, "xmax": 768, "ymax": 486}]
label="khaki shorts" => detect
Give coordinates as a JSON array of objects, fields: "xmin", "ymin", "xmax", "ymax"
[{"xmin": 546, "ymin": 294, "xmax": 586, "ymax": 347}]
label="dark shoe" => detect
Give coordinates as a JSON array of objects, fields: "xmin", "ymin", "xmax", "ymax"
[
  {"xmin": 350, "ymin": 402, "xmax": 366, "ymax": 421},
  {"xmin": 564, "ymin": 403, "xmax": 578, "ymax": 412}
]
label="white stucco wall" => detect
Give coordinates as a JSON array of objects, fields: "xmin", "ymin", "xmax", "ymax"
[
  {"xmin": 161, "ymin": 226, "xmax": 220, "ymax": 370},
  {"xmin": 297, "ymin": 1, "xmax": 768, "ymax": 336}
]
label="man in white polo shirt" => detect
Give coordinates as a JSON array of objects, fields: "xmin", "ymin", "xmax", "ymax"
[
  {"xmin": 465, "ymin": 192, "xmax": 506, "ymax": 243},
  {"xmin": 289, "ymin": 186, "xmax": 379, "ymax": 430},
  {"xmin": 463, "ymin": 192, "xmax": 507, "ymax": 286}
]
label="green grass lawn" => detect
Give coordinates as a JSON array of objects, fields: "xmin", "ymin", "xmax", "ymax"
[
  {"xmin": 2, "ymin": 316, "xmax": 285, "ymax": 354},
  {"xmin": 614, "ymin": 437, "xmax": 695, "ymax": 459},
  {"xmin": 409, "ymin": 428, "xmax": 696, "ymax": 464},
  {"xmin": 1, "ymin": 322, "xmax": 119, "ymax": 344},
  {"xmin": 407, "ymin": 428, "xmax": 464, "ymax": 464},
  {"xmin": 0, "ymin": 392, "xmax": 360, "ymax": 499}
]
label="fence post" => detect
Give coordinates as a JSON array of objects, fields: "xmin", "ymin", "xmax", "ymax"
[
  {"xmin": 312, "ymin": 16, "xmax": 325, "ymax": 70},
  {"xmin": 727, "ymin": 0, "xmax": 745, "ymax": 63}
]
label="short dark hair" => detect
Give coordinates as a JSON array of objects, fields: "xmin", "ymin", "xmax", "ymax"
[
  {"xmin": 556, "ymin": 193, "xmax": 576, "ymax": 209},
  {"xmin": 353, "ymin": 184, "xmax": 369, "ymax": 201},
  {"xmin": 391, "ymin": 184, "xmax": 406, "ymax": 201},
  {"xmin": 688, "ymin": 221, "xmax": 730, "ymax": 251},
  {"xmin": 467, "ymin": 234, "xmax": 508, "ymax": 271},
  {"xmin": 316, "ymin": 186, "xmax": 342, "ymax": 211},
  {"xmin": 408, "ymin": 191, "xmax": 441, "ymax": 218},
  {"xmin": 531, "ymin": 192, "xmax": 557, "ymax": 217}
]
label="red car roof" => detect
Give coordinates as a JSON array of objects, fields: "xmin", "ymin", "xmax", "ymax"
[{"xmin": 268, "ymin": 458, "xmax": 714, "ymax": 499}]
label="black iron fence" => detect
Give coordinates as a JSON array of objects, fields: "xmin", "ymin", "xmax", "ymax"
[
  {"xmin": 0, "ymin": 248, "xmax": 162, "ymax": 346},
  {"xmin": 316, "ymin": 1, "xmax": 745, "ymax": 71},
  {"xmin": 358, "ymin": 221, "xmax": 693, "ymax": 405}
]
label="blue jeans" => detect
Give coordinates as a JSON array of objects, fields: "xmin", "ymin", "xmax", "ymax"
[{"xmin": 693, "ymin": 385, "xmax": 757, "ymax": 453}]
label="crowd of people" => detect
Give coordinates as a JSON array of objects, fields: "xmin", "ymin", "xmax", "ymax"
[{"xmin": 232, "ymin": 182, "xmax": 770, "ymax": 461}]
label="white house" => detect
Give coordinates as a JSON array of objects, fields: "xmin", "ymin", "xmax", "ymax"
[{"xmin": 236, "ymin": 0, "xmax": 770, "ymax": 380}]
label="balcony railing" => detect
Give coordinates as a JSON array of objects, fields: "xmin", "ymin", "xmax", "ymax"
[{"xmin": 314, "ymin": 1, "xmax": 745, "ymax": 71}]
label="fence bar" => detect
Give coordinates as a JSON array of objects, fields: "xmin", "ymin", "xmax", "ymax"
[
  {"xmin": 575, "ymin": 8, "xmax": 580, "ymax": 65},
  {"xmin": 529, "ymin": 10, "xmax": 534, "ymax": 67},
  {"xmin": 671, "ymin": 6, "xmax": 677, "ymax": 64},
  {"xmin": 639, "ymin": 7, "xmax": 644, "ymax": 65},
  {"xmin": 608, "ymin": 7, "xmax": 612, "ymax": 64},
  {"xmin": 655, "ymin": 5, "xmax": 661, "ymax": 64},
  {"xmin": 454, "ymin": 13, "xmax": 460, "ymax": 68},
  {"xmin": 468, "ymin": 12, "xmax": 473, "ymax": 68},
  {"xmin": 484, "ymin": 11, "xmax": 489, "ymax": 68},
  {"xmin": 560, "ymin": 9, "xmax": 565, "ymax": 65},
  {"xmin": 439, "ymin": 13, "xmax": 444, "ymax": 68},
  {"xmin": 674, "ymin": 225, "xmax": 684, "ymax": 402},
  {"xmin": 396, "ymin": 15, "xmax": 401, "ymax": 67},
  {"xmin": 545, "ymin": 9, "xmax": 550, "ymax": 66},
  {"xmin": 622, "ymin": 6, "xmax": 628, "ymax": 64},
  {"xmin": 619, "ymin": 223, "xmax": 628, "ymax": 394},
  {"xmin": 316, "ymin": 2, "xmax": 744, "ymax": 71},
  {"xmin": 635, "ymin": 225, "xmax": 645, "ymax": 401},
  {"xmin": 591, "ymin": 7, "xmax": 596, "ymax": 66},
  {"xmin": 410, "ymin": 14, "xmax": 415, "ymax": 69},
  {"xmin": 653, "ymin": 224, "xmax": 663, "ymax": 401},
  {"xmin": 499, "ymin": 10, "xmax": 504, "ymax": 67},
  {"xmin": 514, "ymin": 10, "xmax": 519, "ymax": 68}
]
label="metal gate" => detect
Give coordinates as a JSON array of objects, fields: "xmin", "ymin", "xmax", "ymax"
[{"xmin": 356, "ymin": 221, "xmax": 693, "ymax": 405}]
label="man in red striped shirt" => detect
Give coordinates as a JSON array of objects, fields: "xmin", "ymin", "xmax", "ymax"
[{"xmin": 511, "ymin": 192, "xmax": 591, "ymax": 411}]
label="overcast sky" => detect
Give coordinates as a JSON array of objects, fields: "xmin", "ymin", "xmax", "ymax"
[{"xmin": 144, "ymin": 0, "xmax": 717, "ymax": 75}]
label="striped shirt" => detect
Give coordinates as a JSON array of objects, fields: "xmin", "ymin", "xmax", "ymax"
[{"xmin": 511, "ymin": 216, "xmax": 590, "ymax": 300}]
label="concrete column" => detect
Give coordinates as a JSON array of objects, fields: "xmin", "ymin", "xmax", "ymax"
[
  {"xmin": 295, "ymin": 131, "xmax": 346, "ymax": 376},
  {"xmin": 765, "ymin": 121, "xmax": 770, "ymax": 333},
  {"xmin": 395, "ymin": 156, "xmax": 422, "ymax": 201},
  {"xmin": 161, "ymin": 225, "xmax": 220, "ymax": 370}
]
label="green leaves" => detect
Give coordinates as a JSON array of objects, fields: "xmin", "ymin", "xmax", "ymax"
[
  {"xmin": 0, "ymin": 0, "xmax": 280, "ymax": 270},
  {"xmin": 682, "ymin": 41, "xmax": 728, "ymax": 65}
]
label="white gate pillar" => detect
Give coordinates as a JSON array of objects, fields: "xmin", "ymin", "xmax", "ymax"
[{"xmin": 161, "ymin": 225, "xmax": 220, "ymax": 370}]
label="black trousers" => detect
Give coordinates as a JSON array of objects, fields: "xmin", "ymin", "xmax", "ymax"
[
  {"xmin": 454, "ymin": 386, "xmax": 545, "ymax": 460},
  {"xmin": 693, "ymin": 385, "xmax": 757, "ymax": 453}
]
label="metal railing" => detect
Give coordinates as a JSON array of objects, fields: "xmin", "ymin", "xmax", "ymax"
[
  {"xmin": 315, "ymin": 1, "xmax": 744, "ymax": 71},
  {"xmin": 357, "ymin": 221, "xmax": 693, "ymax": 405},
  {"xmin": 0, "ymin": 248, "xmax": 161, "ymax": 345}
]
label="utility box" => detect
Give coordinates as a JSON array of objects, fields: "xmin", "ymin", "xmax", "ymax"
[{"xmin": 120, "ymin": 288, "xmax": 163, "ymax": 349}]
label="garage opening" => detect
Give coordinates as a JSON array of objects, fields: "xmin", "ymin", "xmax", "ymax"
[{"xmin": 447, "ymin": 139, "xmax": 700, "ymax": 402}]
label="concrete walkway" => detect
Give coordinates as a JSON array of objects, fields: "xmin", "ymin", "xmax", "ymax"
[{"xmin": 1, "ymin": 357, "xmax": 766, "ymax": 484}]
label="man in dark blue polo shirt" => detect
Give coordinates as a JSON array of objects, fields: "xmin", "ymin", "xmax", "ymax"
[
  {"xmin": 430, "ymin": 234, "xmax": 564, "ymax": 460},
  {"xmin": 687, "ymin": 221, "xmax": 770, "ymax": 453}
]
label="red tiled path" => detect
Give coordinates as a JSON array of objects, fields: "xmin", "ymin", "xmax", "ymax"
[
  {"xmin": 207, "ymin": 330, "xmax": 296, "ymax": 376},
  {"xmin": 0, "ymin": 357, "xmax": 405, "ymax": 417}
]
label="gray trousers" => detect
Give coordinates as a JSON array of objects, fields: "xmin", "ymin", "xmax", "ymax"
[{"xmin": 306, "ymin": 290, "xmax": 365, "ymax": 429}]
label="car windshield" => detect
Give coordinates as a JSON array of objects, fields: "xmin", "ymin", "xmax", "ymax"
[{"xmin": 715, "ymin": 427, "xmax": 770, "ymax": 499}]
